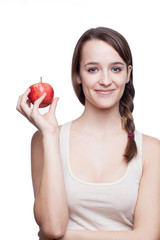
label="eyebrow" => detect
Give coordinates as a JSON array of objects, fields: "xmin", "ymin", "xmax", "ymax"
[{"xmin": 84, "ymin": 61, "xmax": 125, "ymax": 67}]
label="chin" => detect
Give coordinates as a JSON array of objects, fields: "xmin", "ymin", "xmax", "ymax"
[
  {"xmin": 97, "ymin": 105, "xmax": 115, "ymax": 110},
  {"xmin": 91, "ymin": 101, "xmax": 117, "ymax": 110},
  {"xmin": 85, "ymin": 95, "xmax": 120, "ymax": 110}
]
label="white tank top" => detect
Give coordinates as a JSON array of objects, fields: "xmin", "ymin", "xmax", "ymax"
[{"xmin": 60, "ymin": 121, "xmax": 142, "ymax": 231}]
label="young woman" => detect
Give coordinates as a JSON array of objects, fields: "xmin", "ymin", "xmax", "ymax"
[{"xmin": 17, "ymin": 27, "xmax": 160, "ymax": 240}]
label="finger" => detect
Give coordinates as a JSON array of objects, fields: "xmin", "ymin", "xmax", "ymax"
[
  {"xmin": 32, "ymin": 92, "xmax": 47, "ymax": 110},
  {"xmin": 20, "ymin": 88, "xmax": 31, "ymax": 106},
  {"xmin": 49, "ymin": 97, "xmax": 59, "ymax": 114},
  {"xmin": 16, "ymin": 93, "xmax": 27, "ymax": 116},
  {"xmin": 26, "ymin": 99, "xmax": 31, "ymax": 108},
  {"xmin": 16, "ymin": 88, "xmax": 30, "ymax": 108},
  {"xmin": 16, "ymin": 94, "xmax": 23, "ymax": 112},
  {"xmin": 17, "ymin": 88, "xmax": 31, "ymax": 117},
  {"xmin": 24, "ymin": 87, "xmax": 31, "ymax": 97}
]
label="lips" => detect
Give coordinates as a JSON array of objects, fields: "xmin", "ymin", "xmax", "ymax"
[{"xmin": 95, "ymin": 89, "xmax": 115, "ymax": 95}]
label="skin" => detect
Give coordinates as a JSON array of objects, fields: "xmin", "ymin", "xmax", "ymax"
[{"xmin": 17, "ymin": 39, "xmax": 160, "ymax": 240}]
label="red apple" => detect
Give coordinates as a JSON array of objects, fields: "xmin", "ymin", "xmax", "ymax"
[{"xmin": 28, "ymin": 77, "xmax": 54, "ymax": 108}]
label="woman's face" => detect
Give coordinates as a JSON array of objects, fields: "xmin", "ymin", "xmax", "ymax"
[{"xmin": 77, "ymin": 39, "xmax": 132, "ymax": 110}]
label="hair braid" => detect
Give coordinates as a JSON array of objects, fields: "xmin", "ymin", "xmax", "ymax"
[{"xmin": 119, "ymin": 82, "xmax": 137, "ymax": 162}]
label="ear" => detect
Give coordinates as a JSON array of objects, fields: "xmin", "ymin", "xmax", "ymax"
[
  {"xmin": 76, "ymin": 75, "xmax": 82, "ymax": 84},
  {"xmin": 126, "ymin": 65, "xmax": 132, "ymax": 83}
]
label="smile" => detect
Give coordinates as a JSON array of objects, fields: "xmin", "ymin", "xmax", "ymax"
[{"xmin": 95, "ymin": 89, "xmax": 115, "ymax": 95}]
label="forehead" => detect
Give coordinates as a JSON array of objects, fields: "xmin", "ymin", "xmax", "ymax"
[{"xmin": 81, "ymin": 40, "xmax": 124, "ymax": 64}]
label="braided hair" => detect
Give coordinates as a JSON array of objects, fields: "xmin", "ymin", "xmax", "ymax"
[{"xmin": 71, "ymin": 27, "xmax": 137, "ymax": 162}]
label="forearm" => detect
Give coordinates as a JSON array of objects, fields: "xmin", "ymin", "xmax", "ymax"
[
  {"xmin": 61, "ymin": 229, "xmax": 148, "ymax": 240},
  {"xmin": 34, "ymin": 133, "xmax": 69, "ymax": 236},
  {"xmin": 72, "ymin": 229, "xmax": 138, "ymax": 240}
]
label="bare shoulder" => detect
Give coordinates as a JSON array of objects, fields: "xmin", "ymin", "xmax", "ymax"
[
  {"xmin": 142, "ymin": 134, "xmax": 160, "ymax": 155},
  {"xmin": 31, "ymin": 130, "xmax": 44, "ymax": 197},
  {"xmin": 142, "ymin": 133, "xmax": 160, "ymax": 167},
  {"xmin": 31, "ymin": 130, "xmax": 43, "ymax": 146}
]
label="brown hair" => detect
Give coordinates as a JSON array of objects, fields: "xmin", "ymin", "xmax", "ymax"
[{"xmin": 71, "ymin": 27, "xmax": 137, "ymax": 162}]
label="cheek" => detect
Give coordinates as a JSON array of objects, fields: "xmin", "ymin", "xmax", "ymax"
[
  {"xmin": 81, "ymin": 82, "xmax": 91, "ymax": 97},
  {"xmin": 114, "ymin": 73, "xmax": 127, "ymax": 89},
  {"xmin": 80, "ymin": 77, "xmax": 96, "ymax": 101},
  {"xmin": 114, "ymin": 78, "xmax": 126, "ymax": 99},
  {"xmin": 114, "ymin": 78, "xmax": 126, "ymax": 91},
  {"xmin": 80, "ymin": 72, "xmax": 97, "ymax": 84},
  {"xmin": 80, "ymin": 74, "xmax": 96, "ymax": 90},
  {"xmin": 117, "ymin": 83, "xmax": 126, "ymax": 101}
]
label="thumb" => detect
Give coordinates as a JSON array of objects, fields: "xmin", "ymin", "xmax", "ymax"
[{"xmin": 49, "ymin": 97, "xmax": 59, "ymax": 114}]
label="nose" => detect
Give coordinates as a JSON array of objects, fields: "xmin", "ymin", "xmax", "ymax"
[{"xmin": 99, "ymin": 70, "xmax": 112, "ymax": 86}]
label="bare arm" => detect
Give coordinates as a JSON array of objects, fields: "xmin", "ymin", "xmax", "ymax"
[
  {"xmin": 60, "ymin": 135, "xmax": 160, "ymax": 240},
  {"xmin": 17, "ymin": 89, "xmax": 69, "ymax": 239},
  {"xmin": 32, "ymin": 130, "xmax": 69, "ymax": 239}
]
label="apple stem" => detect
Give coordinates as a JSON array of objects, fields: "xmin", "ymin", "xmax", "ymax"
[{"xmin": 40, "ymin": 77, "xmax": 42, "ymax": 83}]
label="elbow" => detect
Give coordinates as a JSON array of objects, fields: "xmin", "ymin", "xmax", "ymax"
[
  {"xmin": 34, "ymin": 212, "xmax": 68, "ymax": 239},
  {"xmin": 134, "ymin": 229, "xmax": 160, "ymax": 240},
  {"xmin": 36, "ymin": 213, "xmax": 69, "ymax": 239},
  {"xmin": 37, "ymin": 218, "xmax": 68, "ymax": 239},
  {"xmin": 34, "ymin": 202, "xmax": 69, "ymax": 239},
  {"xmin": 41, "ymin": 225, "xmax": 66, "ymax": 239}
]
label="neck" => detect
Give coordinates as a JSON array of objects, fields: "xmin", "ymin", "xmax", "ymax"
[{"xmin": 77, "ymin": 102, "xmax": 123, "ymax": 136}]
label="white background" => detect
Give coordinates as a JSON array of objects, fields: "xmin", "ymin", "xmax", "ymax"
[{"xmin": 0, "ymin": 0, "xmax": 159, "ymax": 239}]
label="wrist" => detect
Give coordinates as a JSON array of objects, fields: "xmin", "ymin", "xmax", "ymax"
[
  {"xmin": 42, "ymin": 131, "xmax": 60, "ymax": 151},
  {"xmin": 42, "ymin": 128, "xmax": 59, "ymax": 139}
]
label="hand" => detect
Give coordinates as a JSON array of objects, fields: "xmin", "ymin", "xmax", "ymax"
[{"xmin": 16, "ymin": 88, "xmax": 59, "ymax": 135}]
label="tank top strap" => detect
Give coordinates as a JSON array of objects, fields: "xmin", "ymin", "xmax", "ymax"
[
  {"xmin": 129, "ymin": 130, "xmax": 143, "ymax": 181},
  {"xmin": 60, "ymin": 121, "xmax": 72, "ymax": 170},
  {"xmin": 135, "ymin": 130, "xmax": 143, "ymax": 169}
]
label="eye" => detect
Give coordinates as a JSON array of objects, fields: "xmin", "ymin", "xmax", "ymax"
[
  {"xmin": 111, "ymin": 67, "xmax": 122, "ymax": 72},
  {"xmin": 88, "ymin": 67, "xmax": 98, "ymax": 73}
]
